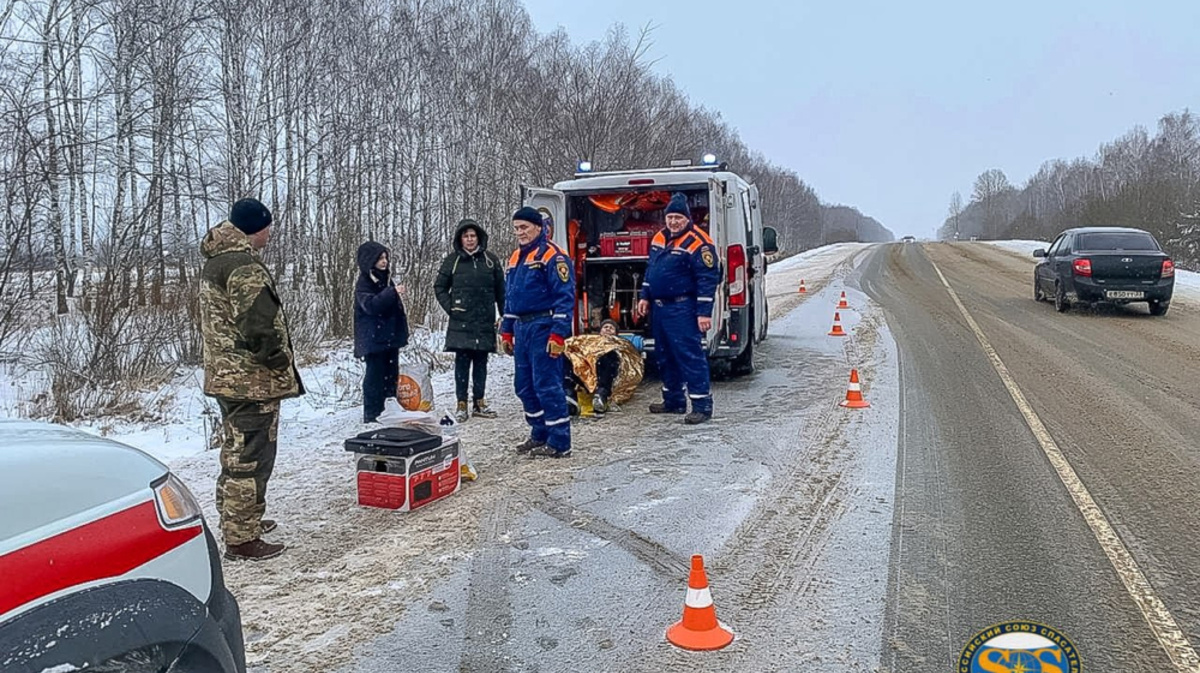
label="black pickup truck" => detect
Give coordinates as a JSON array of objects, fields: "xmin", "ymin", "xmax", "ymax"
[{"xmin": 1033, "ymin": 227, "xmax": 1175, "ymax": 316}]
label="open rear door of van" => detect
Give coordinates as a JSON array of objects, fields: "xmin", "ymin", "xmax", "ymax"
[
  {"xmin": 748, "ymin": 184, "xmax": 767, "ymax": 339},
  {"xmin": 521, "ymin": 187, "xmax": 567, "ymax": 249},
  {"xmin": 705, "ymin": 177, "xmax": 728, "ymax": 355}
]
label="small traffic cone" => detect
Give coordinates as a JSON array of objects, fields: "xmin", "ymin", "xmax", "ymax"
[
  {"xmin": 837, "ymin": 291, "xmax": 850, "ymax": 309},
  {"xmin": 839, "ymin": 369, "xmax": 870, "ymax": 408},
  {"xmin": 797, "ymin": 278, "xmax": 806, "ymax": 293},
  {"xmin": 666, "ymin": 555, "xmax": 735, "ymax": 651},
  {"xmin": 828, "ymin": 312, "xmax": 848, "ymax": 337}
]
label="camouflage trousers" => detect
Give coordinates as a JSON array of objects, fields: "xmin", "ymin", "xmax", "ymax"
[{"xmin": 215, "ymin": 398, "xmax": 280, "ymax": 546}]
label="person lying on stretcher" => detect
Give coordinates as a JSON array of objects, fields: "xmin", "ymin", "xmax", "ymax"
[{"xmin": 564, "ymin": 319, "xmax": 644, "ymax": 415}]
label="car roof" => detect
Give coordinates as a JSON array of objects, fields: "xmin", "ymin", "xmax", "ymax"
[{"xmin": 1062, "ymin": 226, "xmax": 1152, "ymax": 234}]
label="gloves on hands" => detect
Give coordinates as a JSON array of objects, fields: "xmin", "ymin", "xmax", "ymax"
[
  {"xmin": 500, "ymin": 333, "xmax": 514, "ymax": 356},
  {"xmin": 546, "ymin": 333, "xmax": 565, "ymax": 358}
]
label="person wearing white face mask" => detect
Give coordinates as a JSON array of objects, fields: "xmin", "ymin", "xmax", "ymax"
[{"xmin": 434, "ymin": 219, "xmax": 506, "ymax": 422}]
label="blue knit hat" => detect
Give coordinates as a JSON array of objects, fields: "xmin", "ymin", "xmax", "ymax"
[{"xmin": 665, "ymin": 192, "xmax": 691, "ymax": 220}]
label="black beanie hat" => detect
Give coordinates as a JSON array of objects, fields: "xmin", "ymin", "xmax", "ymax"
[
  {"xmin": 512, "ymin": 206, "xmax": 544, "ymax": 227},
  {"xmin": 665, "ymin": 192, "xmax": 691, "ymax": 220},
  {"xmin": 230, "ymin": 198, "xmax": 273, "ymax": 235}
]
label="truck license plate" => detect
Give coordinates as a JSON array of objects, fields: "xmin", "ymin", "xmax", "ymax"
[{"xmin": 1106, "ymin": 291, "xmax": 1144, "ymax": 299}]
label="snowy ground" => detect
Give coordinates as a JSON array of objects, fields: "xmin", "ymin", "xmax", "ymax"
[
  {"xmin": 981, "ymin": 238, "xmax": 1051, "ymax": 256},
  {"xmin": 765, "ymin": 242, "xmax": 874, "ymax": 320}
]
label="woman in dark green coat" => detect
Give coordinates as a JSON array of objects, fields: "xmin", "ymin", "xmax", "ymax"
[{"xmin": 435, "ymin": 219, "xmax": 506, "ymax": 422}]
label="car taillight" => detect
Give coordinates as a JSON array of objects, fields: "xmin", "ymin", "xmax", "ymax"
[
  {"xmin": 153, "ymin": 473, "xmax": 203, "ymax": 528},
  {"xmin": 1072, "ymin": 258, "xmax": 1092, "ymax": 276},
  {"xmin": 1163, "ymin": 259, "xmax": 1175, "ymax": 278},
  {"xmin": 727, "ymin": 244, "xmax": 746, "ymax": 306}
]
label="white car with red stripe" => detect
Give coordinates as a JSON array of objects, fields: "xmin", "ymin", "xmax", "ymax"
[{"xmin": 0, "ymin": 419, "xmax": 246, "ymax": 673}]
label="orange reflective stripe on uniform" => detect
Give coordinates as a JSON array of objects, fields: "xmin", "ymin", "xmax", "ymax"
[
  {"xmin": 508, "ymin": 250, "xmax": 521, "ymax": 269},
  {"xmin": 651, "ymin": 231, "xmax": 667, "ymax": 248}
]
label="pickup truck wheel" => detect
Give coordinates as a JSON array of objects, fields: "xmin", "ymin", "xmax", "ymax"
[
  {"xmin": 1054, "ymin": 283, "xmax": 1070, "ymax": 313},
  {"xmin": 1149, "ymin": 300, "xmax": 1170, "ymax": 316}
]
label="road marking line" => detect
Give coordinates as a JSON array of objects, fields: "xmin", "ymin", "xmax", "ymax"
[{"xmin": 930, "ymin": 260, "xmax": 1200, "ymax": 672}]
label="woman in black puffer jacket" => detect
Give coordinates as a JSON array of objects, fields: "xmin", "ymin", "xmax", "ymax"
[
  {"xmin": 354, "ymin": 241, "xmax": 409, "ymax": 423},
  {"xmin": 434, "ymin": 219, "xmax": 505, "ymax": 422}
]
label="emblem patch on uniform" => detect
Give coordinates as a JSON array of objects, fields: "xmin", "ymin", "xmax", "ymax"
[
  {"xmin": 702, "ymin": 249, "xmax": 715, "ymax": 268},
  {"xmin": 556, "ymin": 259, "xmax": 570, "ymax": 282}
]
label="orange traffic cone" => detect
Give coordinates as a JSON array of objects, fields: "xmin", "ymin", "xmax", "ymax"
[
  {"xmin": 798, "ymin": 278, "xmax": 807, "ymax": 293},
  {"xmin": 837, "ymin": 291, "xmax": 850, "ymax": 309},
  {"xmin": 667, "ymin": 555, "xmax": 735, "ymax": 651},
  {"xmin": 828, "ymin": 312, "xmax": 848, "ymax": 337},
  {"xmin": 839, "ymin": 369, "xmax": 870, "ymax": 408}
]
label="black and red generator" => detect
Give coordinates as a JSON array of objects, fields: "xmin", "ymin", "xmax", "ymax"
[{"xmin": 344, "ymin": 427, "xmax": 461, "ymax": 511}]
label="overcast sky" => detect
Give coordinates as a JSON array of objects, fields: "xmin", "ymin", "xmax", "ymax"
[{"xmin": 521, "ymin": 0, "xmax": 1200, "ymax": 238}]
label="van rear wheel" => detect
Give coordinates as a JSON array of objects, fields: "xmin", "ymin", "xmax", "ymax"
[{"xmin": 730, "ymin": 332, "xmax": 755, "ymax": 376}]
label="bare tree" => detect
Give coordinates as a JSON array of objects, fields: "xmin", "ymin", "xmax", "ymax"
[{"xmin": 947, "ymin": 191, "xmax": 963, "ymax": 240}]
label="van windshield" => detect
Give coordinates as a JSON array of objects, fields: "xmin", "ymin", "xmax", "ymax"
[{"xmin": 1074, "ymin": 232, "xmax": 1159, "ymax": 251}]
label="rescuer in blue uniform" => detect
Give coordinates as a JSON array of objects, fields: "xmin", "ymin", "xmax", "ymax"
[
  {"xmin": 636, "ymin": 192, "xmax": 721, "ymax": 424},
  {"xmin": 500, "ymin": 206, "xmax": 576, "ymax": 457}
]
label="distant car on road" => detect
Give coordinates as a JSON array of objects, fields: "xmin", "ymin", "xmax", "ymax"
[
  {"xmin": 901, "ymin": 235, "xmax": 916, "ymax": 243},
  {"xmin": 0, "ymin": 420, "xmax": 247, "ymax": 673},
  {"xmin": 1033, "ymin": 226, "xmax": 1175, "ymax": 315}
]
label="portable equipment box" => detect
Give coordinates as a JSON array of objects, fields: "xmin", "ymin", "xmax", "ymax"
[
  {"xmin": 344, "ymin": 427, "xmax": 460, "ymax": 511},
  {"xmin": 599, "ymin": 231, "xmax": 652, "ymax": 257}
]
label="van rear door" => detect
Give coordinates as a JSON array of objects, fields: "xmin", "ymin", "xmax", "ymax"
[
  {"xmin": 521, "ymin": 187, "xmax": 567, "ymax": 248},
  {"xmin": 748, "ymin": 184, "xmax": 767, "ymax": 338},
  {"xmin": 705, "ymin": 177, "xmax": 728, "ymax": 354}
]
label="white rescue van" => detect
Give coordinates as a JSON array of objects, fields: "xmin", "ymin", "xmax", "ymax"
[{"xmin": 524, "ymin": 158, "xmax": 780, "ymax": 375}]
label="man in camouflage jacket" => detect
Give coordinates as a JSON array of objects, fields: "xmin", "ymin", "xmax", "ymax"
[{"xmin": 199, "ymin": 198, "xmax": 304, "ymax": 561}]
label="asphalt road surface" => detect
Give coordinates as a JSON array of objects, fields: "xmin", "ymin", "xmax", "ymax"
[{"xmin": 864, "ymin": 242, "xmax": 1200, "ymax": 672}]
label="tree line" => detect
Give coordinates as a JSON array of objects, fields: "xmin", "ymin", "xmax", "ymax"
[
  {"xmin": 940, "ymin": 109, "xmax": 1200, "ymax": 268},
  {"xmin": 0, "ymin": 0, "xmax": 886, "ymax": 419}
]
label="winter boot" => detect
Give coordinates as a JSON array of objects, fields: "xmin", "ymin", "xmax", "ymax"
[
  {"xmin": 224, "ymin": 538, "xmax": 286, "ymax": 561},
  {"xmin": 455, "ymin": 401, "xmax": 470, "ymax": 423},
  {"xmin": 515, "ymin": 437, "xmax": 546, "ymax": 454},
  {"xmin": 684, "ymin": 411, "xmax": 712, "ymax": 425},
  {"xmin": 529, "ymin": 445, "xmax": 571, "ymax": 459},
  {"xmin": 472, "ymin": 398, "xmax": 497, "ymax": 419},
  {"xmin": 593, "ymin": 390, "xmax": 610, "ymax": 414},
  {"xmin": 649, "ymin": 402, "xmax": 686, "ymax": 414}
]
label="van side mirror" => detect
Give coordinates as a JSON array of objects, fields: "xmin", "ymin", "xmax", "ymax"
[
  {"xmin": 1033, "ymin": 248, "xmax": 1046, "ymax": 258},
  {"xmin": 762, "ymin": 227, "xmax": 779, "ymax": 255}
]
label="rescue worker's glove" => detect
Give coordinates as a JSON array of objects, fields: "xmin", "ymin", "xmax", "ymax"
[
  {"xmin": 547, "ymin": 334, "xmax": 565, "ymax": 358},
  {"xmin": 500, "ymin": 333, "xmax": 514, "ymax": 356}
]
